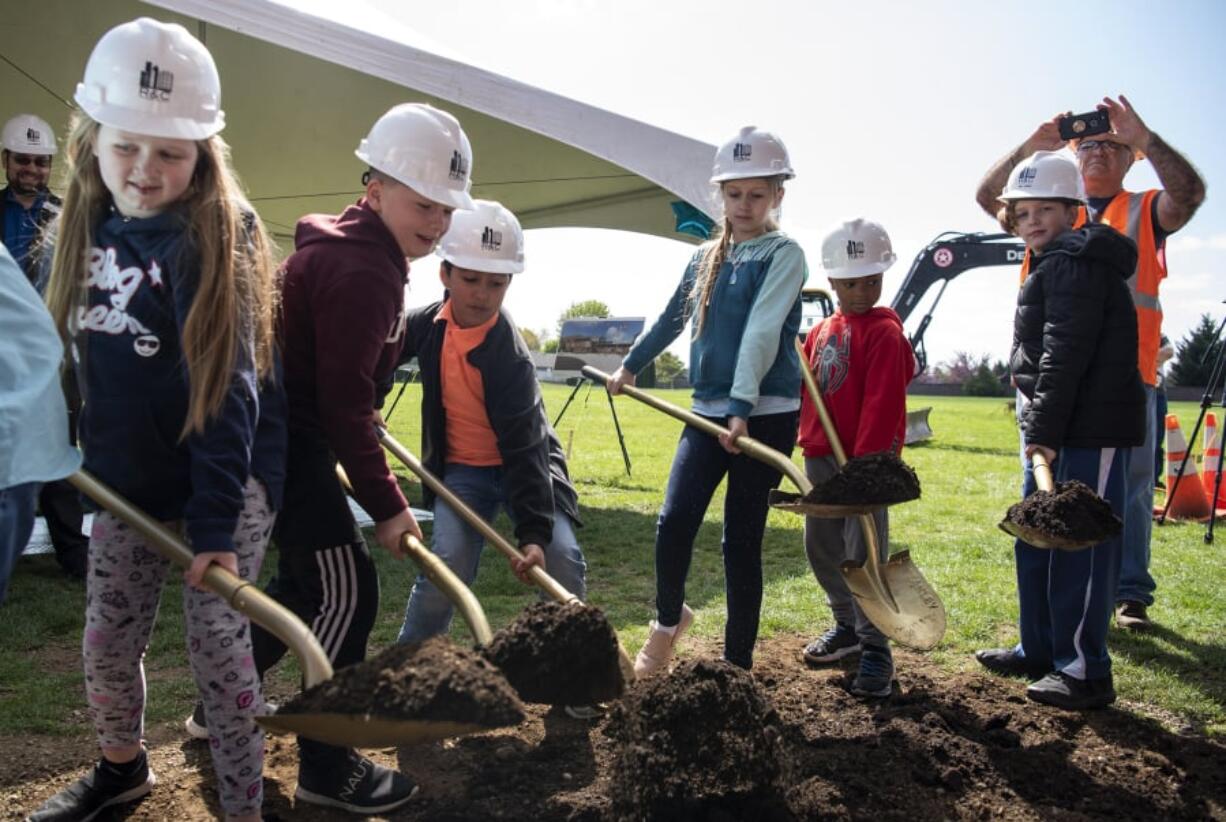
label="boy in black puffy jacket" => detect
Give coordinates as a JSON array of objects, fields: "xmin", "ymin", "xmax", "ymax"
[{"xmin": 975, "ymin": 151, "xmax": 1145, "ymax": 709}]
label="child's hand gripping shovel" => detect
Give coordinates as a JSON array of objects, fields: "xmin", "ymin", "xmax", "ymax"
[
  {"xmin": 68, "ymin": 471, "xmax": 518, "ymax": 748},
  {"xmin": 791, "ymin": 338, "xmax": 946, "ymax": 650},
  {"xmin": 997, "ymin": 451, "xmax": 1118, "ymax": 550},
  {"xmin": 376, "ymin": 428, "xmax": 633, "ymax": 700}
]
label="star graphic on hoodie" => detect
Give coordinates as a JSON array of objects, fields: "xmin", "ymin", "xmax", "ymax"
[{"xmin": 147, "ymin": 260, "xmax": 163, "ymax": 288}]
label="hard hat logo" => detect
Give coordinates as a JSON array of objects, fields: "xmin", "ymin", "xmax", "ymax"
[
  {"xmin": 846, "ymin": 240, "xmax": 866, "ymax": 260},
  {"xmin": 733, "ymin": 142, "xmax": 752, "ymax": 162},
  {"xmin": 139, "ymin": 61, "xmax": 174, "ymax": 102},
  {"xmin": 26, "ymin": 128, "xmax": 39, "ymax": 142},
  {"xmin": 481, "ymin": 226, "xmax": 502, "ymax": 251},
  {"xmin": 1018, "ymin": 167, "xmax": 1037, "ymax": 187},
  {"xmin": 449, "ymin": 149, "xmax": 468, "ymax": 181}
]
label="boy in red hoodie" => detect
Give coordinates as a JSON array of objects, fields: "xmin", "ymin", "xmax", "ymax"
[{"xmin": 798, "ymin": 218, "xmax": 915, "ymax": 698}]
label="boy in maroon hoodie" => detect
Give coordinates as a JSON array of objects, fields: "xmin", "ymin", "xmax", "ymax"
[
  {"xmin": 798, "ymin": 218, "xmax": 915, "ymax": 699},
  {"xmin": 248, "ymin": 103, "xmax": 475, "ymax": 814}
]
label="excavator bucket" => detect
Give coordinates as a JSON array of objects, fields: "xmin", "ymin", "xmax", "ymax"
[{"xmin": 904, "ymin": 406, "xmax": 934, "ymax": 445}]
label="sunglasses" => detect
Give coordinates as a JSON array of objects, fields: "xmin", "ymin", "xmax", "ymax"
[
  {"xmin": 1076, "ymin": 140, "xmax": 1129, "ymax": 155},
  {"xmin": 9, "ymin": 153, "xmax": 52, "ymax": 168}
]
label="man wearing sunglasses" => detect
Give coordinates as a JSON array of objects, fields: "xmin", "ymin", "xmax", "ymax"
[
  {"xmin": 976, "ymin": 95, "xmax": 1206, "ymax": 634},
  {"xmin": 2, "ymin": 113, "xmax": 60, "ymax": 284}
]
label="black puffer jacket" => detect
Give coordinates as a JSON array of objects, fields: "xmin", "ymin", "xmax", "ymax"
[{"xmin": 1011, "ymin": 224, "xmax": 1146, "ymax": 450}]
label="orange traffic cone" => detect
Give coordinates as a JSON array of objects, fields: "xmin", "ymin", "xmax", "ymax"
[
  {"xmin": 1203, "ymin": 413, "xmax": 1226, "ymax": 510},
  {"xmin": 1162, "ymin": 413, "xmax": 1211, "ymax": 521}
]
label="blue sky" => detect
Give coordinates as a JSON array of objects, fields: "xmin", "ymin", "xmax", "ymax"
[{"xmin": 376, "ymin": 0, "xmax": 1226, "ymax": 368}]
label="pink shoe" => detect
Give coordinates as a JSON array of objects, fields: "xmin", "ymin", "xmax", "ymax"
[{"xmin": 633, "ymin": 604, "xmax": 695, "ymax": 676}]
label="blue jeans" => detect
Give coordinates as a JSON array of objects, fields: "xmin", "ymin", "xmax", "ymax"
[
  {"xmin": 397, "ymin": 463, "xmax": 587, "ymax": 645},
  {"xmin": 0, "ymin": 482, "xmax": 40, "ymax": 604},
  {"xmin": 1118, "ymin": 384, "xmax": 1157, "ymax": 605},
  {"xmin": 652, "ymin": 411, "xmax": 798, "ymax": 670},
  {"xmin": 1014, "ymin": 447, "xmax": 1126, "ymax": 681},
  {"xmin": 1154, "ymin": 385, "xmax": 1168, "ymax": 485}
]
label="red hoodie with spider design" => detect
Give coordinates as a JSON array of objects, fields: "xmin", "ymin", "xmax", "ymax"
[{"xmin": 798, "ymin": 306, "xmax": 915, "ymax": 459}]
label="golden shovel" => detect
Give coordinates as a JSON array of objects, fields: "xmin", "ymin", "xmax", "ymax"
[
  {"xmin": 68, "ymin": 471, "xmax": 504, "ymax": 748},
  {"xmin": 376, "ymin": 428, "xmax": 637, "ymax": 690}
]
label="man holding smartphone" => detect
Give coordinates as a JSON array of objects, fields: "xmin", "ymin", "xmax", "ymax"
[{"xmin": 975, "ymin": 95, "xmax": 1206, "ymax": 632}]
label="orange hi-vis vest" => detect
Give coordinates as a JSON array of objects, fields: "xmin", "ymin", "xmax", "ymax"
[{"xmin": 1018, "ymin": 189, "xmax": 1166, "ymax": 385}]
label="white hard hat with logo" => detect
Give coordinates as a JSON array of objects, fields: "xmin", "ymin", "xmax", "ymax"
[
  {"xmin": 440, "ymin": 199, "xmax": 524, "ymax": 275},
  {"xmin": 998, "ymin": 150, "xmax": 1086, "ymax": 203},
  {"xmin": 821, "ymin": 218, "xmax": 897, "ymax": 280},
  {"xmin": 74, "ymin": 17, "xmax": 225, "ymax": 140},
  {"xmin": 710, "ymin": 126, "xmax": 795, "ymax": 183},
  {"xmin": 355, "ymin": 103, "xmax": 475, "ymax": 211},
  {"xmin": 2, "ymin": 114, "xmax": 57, "ymax": 155}
]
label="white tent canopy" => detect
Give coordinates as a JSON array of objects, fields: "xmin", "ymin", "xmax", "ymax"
[{"xmin": 3, "ymin": 0, "xmax": 718, "ymax": 241}]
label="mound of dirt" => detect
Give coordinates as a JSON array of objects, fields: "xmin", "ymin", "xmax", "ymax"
[
  {"xmin": 1004, "ymin": 480, "xmax": 1121, "ymax": 544},
  {"xmin": 484, "ymin": 601, "xmax": 625, "ymax": 705},
  {"xmin": 277, "ymin": 636, "xmax": 523, "ymax": 728},
  {"xmin": 604, "ymin": 659, "xmax": 788, "ymax": 821},
  {"xmin": 773, "ymin": 452, "xmax": 921, "ymax": 508}
]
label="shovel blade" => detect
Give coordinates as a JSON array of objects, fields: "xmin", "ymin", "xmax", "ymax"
[
  {"xmin": 768, "ymin": 489, "xmax": 886, "ymax": 518},
  {"xmin": 841, "ymin": 550, "xmax": 946, "ymax": 650},
  {"xmin": 259, "ymin": 713, "xmax": 494, "ymax": 748},
  {"xmin": 997, "ymin": 520, "xmax": 1095, "ymax": 551}
]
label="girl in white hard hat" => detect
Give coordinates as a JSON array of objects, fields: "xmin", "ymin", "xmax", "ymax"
[
  {"xmin": 798, "ymin": 219, "xmax": 915, "ymax": 698},
  {"xmin": 976, "ymin": 151, "xmax": 1145, "ymax": 710},
  {"xmin": 33, "ymin": 18, "xmax": 280, "ymax": 822},
  {"xmin": 607, "ymin": 126, "xmax": 808, "ymax": 674}
]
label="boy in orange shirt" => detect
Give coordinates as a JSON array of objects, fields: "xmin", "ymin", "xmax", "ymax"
[{"xmin": 395, "ymin": 200, "xmax": 587, "ymax": 648}]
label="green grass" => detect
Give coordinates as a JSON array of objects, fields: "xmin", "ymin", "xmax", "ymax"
[{"xmin": 2, "ymin": 390, "xmax": 1223, "ymax": 737}]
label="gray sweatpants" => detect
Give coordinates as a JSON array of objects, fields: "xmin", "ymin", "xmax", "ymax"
[
  {"xmin": 802, "ymin": 455, "xmax": 889, "ymax": 648},
  {"xmin": 83, "ymin": 478, "xmax": 273, "ymax": 816}
]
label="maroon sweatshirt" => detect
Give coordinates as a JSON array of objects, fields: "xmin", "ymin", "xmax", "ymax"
[{"xmin": 279, "ymin": 198, "xmax": 408, "ymax": 521}]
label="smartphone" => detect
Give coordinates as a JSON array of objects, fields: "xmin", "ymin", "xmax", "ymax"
[{"xmin": 1058, "ymin": 110, "xmax": 1111, "ymax": 141}]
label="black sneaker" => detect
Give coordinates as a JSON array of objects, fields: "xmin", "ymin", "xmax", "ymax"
[
  {"xmin": 295, "ymin": 752, "xmax": 418, "ymax": 814},
  {"xmin": 850, "ymin": 644, "xmax": 894, "ymax": 698},
  {"xmin": 974, "ymin": 647, "xmax": 1050, "ymax": 680},
  {"xmin": 28, "ymin": 751, "xmax": 155, "ymax": 821},
  {"xmin": 1026, "ymin": 671, "xmax": 1116, "ymax": 710},
  {"xmin": 802, "ymin": 624, "xmax": 862, "ymax": 664}
]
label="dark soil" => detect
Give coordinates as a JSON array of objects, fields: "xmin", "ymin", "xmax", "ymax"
[
  {"xmin": 1004, "ymin": 480, "xmax": 1122, "ymax": 543},
  {"xmin": 773, "ymin": 452, "xmax": 922, "ymax": 507},
  {"xmin": 7, "ymin": 634, "xmax": 1225, "ymax": 821},
  {"xmin": 484, "ymin": 601, "xmax": 625, "ymax": 705},
  {"xmin": 605, "ymin": 658, "xmax": 789, "ymax": 821},
  {"xmin": 277, "ymin": 636, "xmax": 523, "ymax": 729}
]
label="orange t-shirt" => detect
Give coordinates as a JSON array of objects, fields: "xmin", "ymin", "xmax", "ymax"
[{"xmin": 437, "ymin": 301, "xmax": 502, "ymax": 466}]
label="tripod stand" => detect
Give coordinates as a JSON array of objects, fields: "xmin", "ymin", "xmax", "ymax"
[
  {"xmin": 552, "ymin": 377, "xmax": 632, "ymax": 476},
  {"xmin": 1158, "ymin": 310, "xmax": 1226, "ymax": 542}
]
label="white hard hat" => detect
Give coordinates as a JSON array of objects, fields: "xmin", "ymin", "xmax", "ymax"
[
  {"xmin": 2, "ymin": 114, "xmax": 57, "ymax": 155},
  {"xmin": 440, "ymin": 199, "xmax": 524, "ymax": 275},
  {"xmin": 355, "ymin": 103, "xmax": 475, "ymax": 210},
  {"xmin": 74, "ymin": 18, "xmax": 224, "ymax": 141},
  {"xmin": 710, "ymin": 126, "xmax": 795, "ymax": 183},
  {"xmin": 821, "ymin": 218, "xmax": 897, "ymax": 280},
  {"xmin": 998, "ymin": 150, "xmax": 1086, "ymax": 203}
]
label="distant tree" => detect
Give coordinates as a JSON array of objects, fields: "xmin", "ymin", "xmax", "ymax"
[
  {"xmin": 556, "ymin": 300, "xmax": 611, "ymax": 335},
  {"xmin": 655, "ymin": 351, "xmax": 686, "ymax": 385},
  {"xmin": 520, "ymin": 328, "xmax": 541, "ymax": 351},
  {"xmin": 1170, "ymin": 313, "xmax": 1225, "ymax": 387},
  {"xmin": 963, "ymin": 362, "xmax": 1007, "ymax": 396},
  {"xmin": 542, "ymin": 338, "xmax": 560, "ymax": 353}
]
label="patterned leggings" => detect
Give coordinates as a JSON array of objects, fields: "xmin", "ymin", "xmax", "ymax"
[{"xmin": 83, "ymin": 478, "xmax": 274, "ymax": 816}]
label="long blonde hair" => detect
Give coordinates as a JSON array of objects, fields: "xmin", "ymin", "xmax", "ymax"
[
  {"xmin": 690, "ymin": 177, "xmax": 783, "ymax": 337},
  {"xmin": 45, "ymin": 113, "xmax": 279, "ymax": 438}
]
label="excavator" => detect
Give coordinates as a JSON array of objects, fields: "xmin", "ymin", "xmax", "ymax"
[{"xmin": 800, "ymin": 231, "xmax": 1026, "ymax": 444}]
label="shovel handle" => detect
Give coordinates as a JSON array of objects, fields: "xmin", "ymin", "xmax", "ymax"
[
  {"xmin": 67, "ymin": 470, "xmax": 334, "ymax": 688},
  {"xmin": 580, "ymin": 366, "xmax": 812, "ymax": 494},
  {"xmin": 1032, "ymin": 451, "xmax": 1056, "ymax": 493},
  {"xmin": 400, "ymin": 533, "xmax": 494, "ymax": 646},
  {"xmin": 793, "ymin": 339, "xmax": 898, "ymax": 611}
]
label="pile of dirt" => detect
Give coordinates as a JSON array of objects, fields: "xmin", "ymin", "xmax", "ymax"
[
  {"xmin": 277, "ymin": 636, "xmax": 524, "ymax": 729},
  {"xmin": 1004, "ymin": 480, "xmax": 1121, "ymax": 544},
  {"xmin": 483, "ymin": 601, "xmax": 625, "ymax": 705},
  {"xmin": 604, "ymin": 659, "xmax": 788, "ymax": 821},
  {"xmin": 774, "ymin": 453, "xmax": 921, "ymax": 508}
]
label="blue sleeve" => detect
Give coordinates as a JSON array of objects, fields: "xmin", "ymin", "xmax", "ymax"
[
  {"xmin": 622, "ymin": 255, "xmax": 698, "ymax": 374},
  {"xmin": 728, "ymin": 241, "xmax": 808, "ymax": 418},
  {"xmin": 172, "ymin": 253, "xmax": 259, "ymax": 555}
]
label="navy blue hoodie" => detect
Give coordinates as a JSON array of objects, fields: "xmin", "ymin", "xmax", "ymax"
[{"xmin": 76, "ymin": 206, "xmax": 285, "ymax": 554}]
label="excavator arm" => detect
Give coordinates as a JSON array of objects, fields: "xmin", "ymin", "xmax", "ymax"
[{"xmin": 890, "ymin": 232, "xmax": 1026, "ymax": 373}]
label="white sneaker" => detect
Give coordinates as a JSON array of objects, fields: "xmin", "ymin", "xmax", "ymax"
[{"xmin": 633, "ymin": 604, "xmax": 694, "ymax": 676}]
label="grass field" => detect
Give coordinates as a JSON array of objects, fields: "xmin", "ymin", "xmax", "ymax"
[{"xmin": 3, "ymin": 389, "xmax": 1222, "ymax": 737}]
